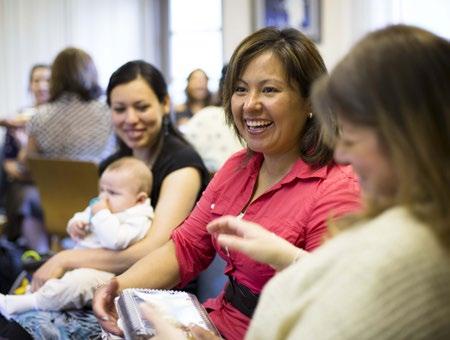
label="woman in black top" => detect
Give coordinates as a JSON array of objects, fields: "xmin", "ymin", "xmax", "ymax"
[{"xmin": 0, "ymin": 61, "xmax": 209, "ymax": 339}]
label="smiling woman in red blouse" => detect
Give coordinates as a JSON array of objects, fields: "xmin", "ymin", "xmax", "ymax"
[{"xmin": 94, "ymin": 27, "xmax": 361, "ymax": 340}]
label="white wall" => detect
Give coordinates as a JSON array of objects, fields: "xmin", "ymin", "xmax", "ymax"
[
  {"xmin": 319, "ymin": 0, "xmax": 450, "ymax": 69},
  {"xmin": 1, "ymin": 0, "xmax": 449, "ymax": 118},
  {"xmin": 222, "ymin": 0, "xmax": 253, "ymax": 61},
  {"xmin": 223, "ymin": 0, "xmax": 450, "ymax": 70},
  {"xmin": 0, "ymin": 0, "xmax": 159, "ymax": 117}
]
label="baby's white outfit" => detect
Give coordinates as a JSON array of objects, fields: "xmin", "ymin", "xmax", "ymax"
[{"xmin": 0, "ymin": 199, "xmax": 153, "ymax": 318}]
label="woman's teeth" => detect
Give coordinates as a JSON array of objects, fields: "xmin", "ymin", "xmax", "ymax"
[{"xmin": 246, "ymin": 120, "xmax": 273, "ymax": 132}]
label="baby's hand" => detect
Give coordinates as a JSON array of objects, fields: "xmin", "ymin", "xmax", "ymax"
[
  {"xmin": 91, "ymin": 198, "xmax": 109, "ymax": 215},
  {"xmin": 67, "ymin": 220, "xmax": 89, "ymax": 240}
]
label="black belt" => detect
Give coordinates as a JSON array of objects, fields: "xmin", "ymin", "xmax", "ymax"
[{"xmin": 224, "ymin": 275, "xmax": 260, "ymax": 318}]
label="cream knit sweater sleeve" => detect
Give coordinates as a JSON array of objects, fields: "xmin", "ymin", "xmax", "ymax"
[{"xmin": 246, "ymin": 207, "xmax": 450, "ymax": 340}]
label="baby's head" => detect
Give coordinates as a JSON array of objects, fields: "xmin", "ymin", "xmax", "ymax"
[{"xmin": 99, "ymin": 157, "xmax": 153, "ymax": 213}]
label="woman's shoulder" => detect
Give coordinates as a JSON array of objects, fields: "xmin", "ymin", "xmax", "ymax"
[
  {"xmin": 29, "ymin": 103, "xmax": 54, "ymax": 128},
  {"xmin": 207, "ymin": 149, "xmax": 254, "ymax": 186},
  {"xmin": 322, "ymin": 207, "xmax": 448, "ymax": 270},
  {"xmin": 324, "ymin": 162, "xmax": 359, "ymax": 182},
  {"xmin": 156, "ymin": 133, "xmax": 208, "ymax": 175},
  {"xmin": 174, "ymin": 103, "xmax": 187, "ymax": 113},
  {"xmin": 217, "ymin": 149, "xmax": 249, "ymax": 169},
  {"xmin": 162, "ymin": 133, "xmax": 201, "ymax": 159},
  {"xmin": 311, "ymin": 162, "xmax": 360, "ymax": 199}
]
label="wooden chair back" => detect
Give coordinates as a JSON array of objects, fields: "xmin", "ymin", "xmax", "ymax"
[{"xmin": 27, "ymin": 157, "xmax": 99, "ymax": 239}]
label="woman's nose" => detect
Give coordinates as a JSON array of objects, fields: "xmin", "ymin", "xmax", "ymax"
[
  {"xmin": 243, "ymin": 91, "xmax": 261, "ymax": 112},
  {"xmin": 39, "ymin": 80, "xmax": 49, "ymax": 89},
  {"xmin": 124, "ymin": 108, "xmax": 139, "ymax": 123}
]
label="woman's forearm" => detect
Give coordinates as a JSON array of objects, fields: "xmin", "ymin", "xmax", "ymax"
[
  {"xmin": 60, "ymin": 232, "xmax": 167, "ymax": 274},
  {"xmin": 116, "ymin": 240, "xmax": 180, "ymax": 291},
  {"xmin": 60, "ymin": 167, "xmax": 202, "ymax": 274}
]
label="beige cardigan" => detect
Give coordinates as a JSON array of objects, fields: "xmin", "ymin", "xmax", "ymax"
[{"xmin": 247, "ymin": 207, "xmax": 450, "ymax": 339}]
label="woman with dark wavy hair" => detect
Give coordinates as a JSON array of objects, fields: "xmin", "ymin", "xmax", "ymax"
[{"xmin": 0, "ymin": 60, "xmax": 209, "ymax": 339}]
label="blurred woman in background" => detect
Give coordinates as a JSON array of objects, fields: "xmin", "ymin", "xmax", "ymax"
[
  {"xmin": 20, "ymin": 47, "xmax": 115, "ymax": 253},
  {"xmin": 0, "ymin": 64, "xmax": 50, "ymax": 244},
  {"xmin": 174, "ymin": 68, "xmax": 212, "ymax": 127}
]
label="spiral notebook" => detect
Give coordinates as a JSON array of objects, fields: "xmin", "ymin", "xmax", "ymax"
[{"xmin": 116, "ymin": 288, "xmax": 220, "ymax": 339}]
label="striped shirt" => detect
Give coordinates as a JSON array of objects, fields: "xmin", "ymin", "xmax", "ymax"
[{"xmin": 29, "ymin": 93, "xmax": 115, "ymax": 163}]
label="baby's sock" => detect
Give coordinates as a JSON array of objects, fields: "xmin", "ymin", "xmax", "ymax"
[{"xmin": 0, "ymin": 293, "xmax": 37, "ymax": 319}]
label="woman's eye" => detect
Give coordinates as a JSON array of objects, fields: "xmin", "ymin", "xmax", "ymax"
[
  {"xmin": 234, "ymin": 86, "xmax": 247, "ymax": 93},
  {"xmin": 112, "ymin": 107, "xmax": 125, "ymax": 113},
  {"xmin": 136, "ymin": 105, "xmax": 149, "ymax": 112},
  {"xmin": 262, "ymin": 87, "xmax": 278, "ymax": 94}
]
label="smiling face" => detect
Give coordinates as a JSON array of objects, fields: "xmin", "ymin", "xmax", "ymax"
[
  {"xmin": 334, "ymin": 118, "xmax": 396, "ymax": 200},
  {"xmin": 30, "ymin": 67, "xmax": 50, "ymax": 105},
  {"xmin": 99, "ymin": 169, "xmax": 144, "ymax": 213},
  {"xmin": 110, "ymin": 77, "xmax": 170, "ymax": 153},
  {"xmin": 231, "ymin": 52, "xmax": 309, "ymax": 157}
]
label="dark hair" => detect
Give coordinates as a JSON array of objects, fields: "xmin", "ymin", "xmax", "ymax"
[
  {"xmin": 213, "ymin": 64, "xmax": 228, "ymax": 106},
  {"xmin": 50, "ymin": 47, "xmax": 102, "ymax": 102},
  {"xmin": 106, "ymin": 60, "xmax": 188, "ymax": 149},
  {"xmin": 223, "ymin": 27, "xmax": 331, "ymax": 168},
  {"xmin": 312, "ymin": 25, "xmax": 450, "ymax": 247},
  {"xmin": 28, "ymin": 64, "xmax": 50, "ymax": 84},
  {"xmin": 107, "ymin": 60, "xmax": 168, "ymax": 106},
  {"xmin": 184, "ymin": 68, "xmax": 212, "ymax": 107}
]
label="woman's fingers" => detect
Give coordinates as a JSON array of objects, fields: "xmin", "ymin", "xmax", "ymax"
[
  {"xmin": 207, "ymin": 216, "xmax": 247, "ymax": 236},
  {"xmin": 140, "ymin": 303, "xmax": 189, "ymax": 340},
  {"xmin": 93, "ymin": 279, "xmax": 123, "ymax": 336},
  {"xmin": 190, "ymin": 325, "xmax": 222, "ymax": 340},
  {"xmin": 216, "ymin": 234, "xmax": 250, "ymax": 254}
]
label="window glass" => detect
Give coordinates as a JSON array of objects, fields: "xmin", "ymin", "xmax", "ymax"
[{"xmin": 169, "ymin": 0, "xmax": 223, "ymax": 106}]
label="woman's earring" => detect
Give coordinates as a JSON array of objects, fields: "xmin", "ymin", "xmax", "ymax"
[{"xmin": 308, "ymin": 112, "xmax": 313, "ymax": 119}]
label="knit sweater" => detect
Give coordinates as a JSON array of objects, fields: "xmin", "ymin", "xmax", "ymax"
[{"xmin": 247, "ymin": 207, "xmax": 450, "ymax": 340}]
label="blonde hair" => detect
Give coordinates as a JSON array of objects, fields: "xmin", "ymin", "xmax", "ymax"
[
  {"xmin": 312, "ymin": 25, "xmax": 450, "ymax": 248},
  {"xmin": 105, "ymin": 157, "xmax": 153, "ymax": 195}
]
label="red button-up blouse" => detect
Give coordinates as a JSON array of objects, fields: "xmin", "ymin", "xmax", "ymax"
[{"xmin": 172, "ymin": 150, "xmax": 360, "ymax": 339}]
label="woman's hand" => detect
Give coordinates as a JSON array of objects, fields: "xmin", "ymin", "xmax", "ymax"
[
  {"xmin": 207, "ymin": 216, "xmax": 305, "ymax": 271},
  {"xmin": 139, "ymin": 303, "xmax": 188, "ymax": 339},
  {"xmin": 3, "ymin": 159, "xmax": 25, "ymax": 180},
  {"xmin": 67, "ymin": 220, "xmax": 89, "ymax": 240},
  {"xmin": 93, "ymin": 278, "xmax": 123, "ymax": 336},
  {"xmin": 31, "ymin": 252, "xmax": 67, "ymax": 291},
  {"xmin": 139, "ymin": 303, "xmax": 221, "ymax": 340}
]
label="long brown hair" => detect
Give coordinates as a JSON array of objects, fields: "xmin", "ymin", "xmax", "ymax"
[
  {"xmin": 312, "ymin": 25, "xmax": 450, "ymax": 247},
  {"xmin": 223, "ymin": 27, "xmax": 332, "ymax": 168}
]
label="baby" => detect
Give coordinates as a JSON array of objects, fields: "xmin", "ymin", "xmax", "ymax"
[{"xmin": 0, "ymin": 157, "xmax": 154, "ymax": 318}]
